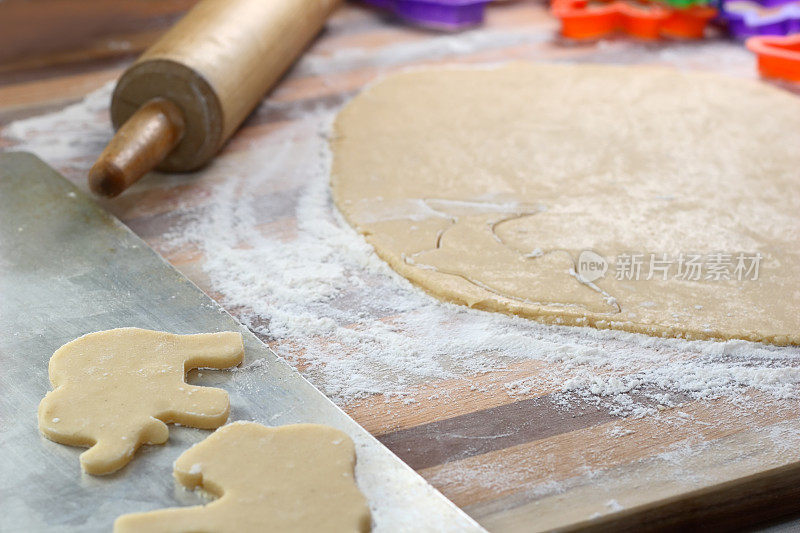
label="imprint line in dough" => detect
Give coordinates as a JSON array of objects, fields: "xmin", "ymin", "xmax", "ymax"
[{"xmin": 331, "ymin": 63, "xmax": 800, "ymax": 345}]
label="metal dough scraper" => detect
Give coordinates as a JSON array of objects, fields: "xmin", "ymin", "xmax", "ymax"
[{"xmin": 0, "ymin": 152, "xmax": 484, "ymax": 532}]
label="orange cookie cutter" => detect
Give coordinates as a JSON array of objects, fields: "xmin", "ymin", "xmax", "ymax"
[
  {"xmin": 746, "ymin": 33, "xmax": 800, "ymax": 82},
  {"xmin": 552, "ymin": 0, "xmax": 717, "ymax": 40}
]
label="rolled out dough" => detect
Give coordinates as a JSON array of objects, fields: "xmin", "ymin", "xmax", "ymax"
[
  {"xmin": 114, "ymin": 422, "xmax": 371, "ymax": 533},
  {"xmin": 331, "ymin": 63, "xmax": 800, "ymax": 345},
  {"xmin": 38, "ymin": 328, "xmax": 244, "ymax": 474}
]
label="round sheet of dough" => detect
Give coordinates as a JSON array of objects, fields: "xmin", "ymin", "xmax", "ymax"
[{"xmin": 330, "ymin": 63, "xmax": 800, "ymax": 345}]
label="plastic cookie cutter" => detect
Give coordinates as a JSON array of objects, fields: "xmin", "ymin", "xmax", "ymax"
[
  {"xmin": 747, "ymin": 33, "xmax": 800, "ymax": 81},
  {"xmin": 660, "ymin": 4, "xmax": 717, "ymax": 37},
  {"xmin": 720, "ymin": 0, "xmax": 800, "ymax": 39},
  {"xmin": 551, "ymin": 0, "xmax": 717, "ymax": 40},
  {"xmin": 361, "ymin": 0, "xmax": 488, "ymax": 30}
]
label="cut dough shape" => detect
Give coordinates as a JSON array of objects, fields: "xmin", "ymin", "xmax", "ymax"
[
  {"xmin": 38, "ymin": 328, "xmax": 244, "ymax": 475},
  {"xmin": 331, "ymin": 63, "xmax": 800, "ymax": 345},
  {"xmin": 114, "ymin": 422, "xmax": 372, "ymax": 533}
]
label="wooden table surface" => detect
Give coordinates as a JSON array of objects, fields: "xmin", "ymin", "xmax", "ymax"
[{"xmin": 3, "ymin": 1, "xmax": 800, "ymax": 531}]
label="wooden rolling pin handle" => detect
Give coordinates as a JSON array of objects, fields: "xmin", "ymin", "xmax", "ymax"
[{"xmin": 88, "ymin": 98, "xmax": 185, "ymax": 197}]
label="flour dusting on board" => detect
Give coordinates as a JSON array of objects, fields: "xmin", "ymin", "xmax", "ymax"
[
  {"xmin": 5, "ymin": 83, "xmax": 113, "ymax": 166},
  {"xmin": 155, "ymin": 114, "xmax": 800, "ymax": 419},
  {"xmin": 4, "ymin": 49, "xmax": 798, "ymax": 423}
]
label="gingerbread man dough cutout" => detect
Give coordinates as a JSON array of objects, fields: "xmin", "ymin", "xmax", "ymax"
[
  {"xmin": 114, "ymin": 422, "xmax": 372, "ymax": 533},
  {"xmin": 38, "ymin": 328, "xmax": 244, "ymax": 475}
]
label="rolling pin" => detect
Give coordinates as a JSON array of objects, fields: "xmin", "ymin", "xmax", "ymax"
[{"xmin": 89, "ymin": 0, "xmax": 339, "ymax": 197}]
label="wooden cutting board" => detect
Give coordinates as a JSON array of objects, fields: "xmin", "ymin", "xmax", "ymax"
[{"xmin": 2, "ymin": 1, "xmax": 800, "ymax": 531}]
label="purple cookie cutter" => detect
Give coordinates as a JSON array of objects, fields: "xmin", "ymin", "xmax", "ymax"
[
  {"xmin": 732, "ymin": 0, "xmax": 795, "ymax": 7},
  {"xmin": 362, "ymin": 0, "xmax": 488, "ymax": 30},
  {"xmin": 720, "ymin": 0, "xmax": 800, "ymax": 38}
]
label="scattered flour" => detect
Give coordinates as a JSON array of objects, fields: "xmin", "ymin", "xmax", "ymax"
[
  {"xmin": 158, "ymin": 109, "xmax": 800, "ymax": 418},
  {"xmin": 4, "ymin": 83, "xmax": 113, "ymax": 169},
  {"xmin": 605, "ymin": 499, "xmax": 623, "ymax": 511},
  {"xmin": 3, "ymin": 38, "xmax": 799, "ymax": 422}
]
